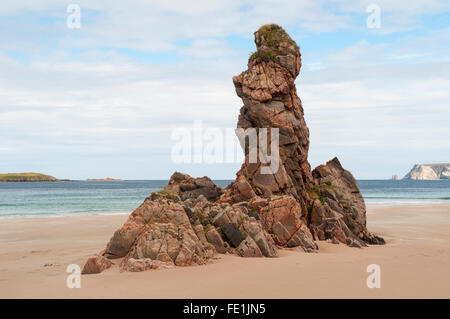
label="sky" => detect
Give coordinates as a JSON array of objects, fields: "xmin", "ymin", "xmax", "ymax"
[{"xmin": 0, "ymin": 0, "xmax": 449, "ymax": 180}]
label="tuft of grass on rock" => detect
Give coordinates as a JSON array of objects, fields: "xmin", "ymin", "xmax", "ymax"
[
  {"xmin": 203, "ymin": 224, "xmax": 213, "ymax": 233},
  {"xmin": 257, "ymin": 24, "xmax": 299, "ymax": 50},
  {"xmin": 249, "ymin": 51, "xmax": 259, "ymax": 61},
  {"xmin": 150, "ymin": 189, "xmax": 178, "ymax": 201},
  {"xmin": 216, "ymin": 227, "xmax": 226, "ymax": 240},
  {"xmin": 264, "ymin": 50, "xmax": 277, "ymax": 61},
  {"xmin": 306, "ymin": 189, "xmax": 319, "ymax": 200}
]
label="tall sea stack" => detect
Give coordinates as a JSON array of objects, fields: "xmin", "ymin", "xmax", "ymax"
[
  {"xmin": 221, "ymin": 24, "xmax": 312, "ymax": 213},
  {"xmin": 82, "ymin": 24, "xmax": 384, "ymax": 274}
]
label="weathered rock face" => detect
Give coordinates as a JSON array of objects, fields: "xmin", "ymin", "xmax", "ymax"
[
  {"xmin": 82, "ymin": 254, "xmax": 113, "ymax": 274},
  {"xmin": 104, "ymin": 197, "xmax": 216, "ymax": 270},
  {"xmin": 218, "ymin": 24, "xmax": 382, "ymax": 249},
  {"xmin": 441, "ymin": 167, "xmax": 450, "ymax": 179},
  {"xmin": 403, "ymin": 163, "xmax": 450, "ymax": 180},
  {"xmin": 165, "ymin": 172, "xmax": 223, "ymax": 201},
  {"xmin": 221, "ymin": 24, "xmax": 312, "ymax": 217},
  {"xmin": 83, "ymin": 24, "xmax": 384, "ymax": 274},
  {"xmin": 310, "ymin": 158, "xmax": 385, "ymax": 246},
  {"xmin": 84, "ymin": 173, "xmax": 278, "ymax": 273},
  {"xmin": 249, "ymin": 195, "xmax": 317, "ymax": 252},
  {"xmin": 192, "ymin": 200, "xmax": 278, "ymax": 258}
]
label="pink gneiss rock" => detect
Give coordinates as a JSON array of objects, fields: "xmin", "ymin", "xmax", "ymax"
[
  {"xmin": 82, "ymin": 24, "xmax": 384, "ymax": 274},
  {"xmin": 257, "ymin": 195, "xmax": 317, "ymax": 252},
  {"xmin": 222, "ymin": 24, "xmax": 312, "ymax": 218},
  {"xmin": 82, "ymin": 254, "xmax": 113, "ymax": 274},
  {"xmin": 106, "ymin": 197, "xmax": 216, "ymax": 271},
  {"xmin": 165, "ymin": 172, "xmax": 223, "ymax": 202},
  {"xmin": 310, "ymin": 157, "xmax": 385, "ymax": 246}
]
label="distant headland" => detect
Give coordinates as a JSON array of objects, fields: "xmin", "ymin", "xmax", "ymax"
[
  {"xmin": 0, "ymin": 173, "xmax": 69, "ymax": 182},
  {"xmin": 86, "ymin": 177, "xmax": 123, "ymax": 181},
  {"xmin": 403, "ymin": 163, "xmax": 450, "ymax": 180}
]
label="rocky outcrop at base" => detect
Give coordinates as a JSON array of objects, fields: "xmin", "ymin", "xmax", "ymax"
[
  {"xmin": 104, "ymin": 196, "xmax": 217, "ymax": 269},
  {"xmin": 82, "ymin": 24, "xmax": 384, "ymax": 274},
  {"xmin": 96, "ymin": 182, "xmax": 279, "ymax": 272},
  {"xmin": 82, "ymin": 254, "xmax": 113, "ymax": 274},
  {"xmin": 249, "ymin": 195, "xmax": 317, "ymax": 252},
  {"xmin": 165, "ymin": 172, "xmax": 223, "ymax": 201},
  {"xmin": 310, "ymin": 158, "xmax": 385, "ymax": 247}
]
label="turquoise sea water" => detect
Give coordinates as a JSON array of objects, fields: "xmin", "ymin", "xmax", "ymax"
[
  {"xmin": 358, "ymin": 180, "xmax": 450, "ymax": 206},
  {"xmin": 0, "ymin": 180, "xmax": 449, "ymax": 219}
]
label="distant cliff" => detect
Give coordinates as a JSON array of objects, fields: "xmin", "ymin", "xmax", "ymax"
[
  {"xmin": 0, "ymin": 172, "xmax": 59, "ymax": 182},
  {"xmin": 403, "ymin": 164, "xmax": 450, "ymax": 180}
]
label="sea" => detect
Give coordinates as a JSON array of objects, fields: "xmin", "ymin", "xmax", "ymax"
[{"xmin": 0, "ymin": 180, "xmax": 449, "ymax": 219}]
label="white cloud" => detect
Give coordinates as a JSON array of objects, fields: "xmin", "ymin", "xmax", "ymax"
[
  {"xmin": 0, "ymin": 1, "xmax": 449, "ymax": 178},
  {"xmin": 300, "ymin": 37, "xmax": 450, "ymax": 178}
]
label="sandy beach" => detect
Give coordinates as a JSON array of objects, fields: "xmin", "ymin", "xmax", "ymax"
[{"xmin": 0, "ymin": 205, "xmax": 449, "ymax": 299}]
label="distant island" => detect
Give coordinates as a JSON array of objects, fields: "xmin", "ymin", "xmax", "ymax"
[
  {"xmin": 0, "ymin": 172, "xmax": 67, "ymax": 182},
  {"xmin": 403, "ymin": 163, "xmax": 450, "ymax": 180},
  {"xmin": 86, "ymin": 177, "xmax": 123, "ymax": 181}
]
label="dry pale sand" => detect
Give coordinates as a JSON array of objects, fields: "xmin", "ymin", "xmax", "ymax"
[{"xmin": 0, "ymin": 205, "xmax": 449, "ymax": 299}]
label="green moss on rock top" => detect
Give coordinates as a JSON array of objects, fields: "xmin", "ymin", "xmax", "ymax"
[
  {"xmin": 256, "ymin": 24, "xmax": 298, "ymax": 50},
  {"xmin": 149, "ymin": 189, "xmax": 179, "ymax": 201}
]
